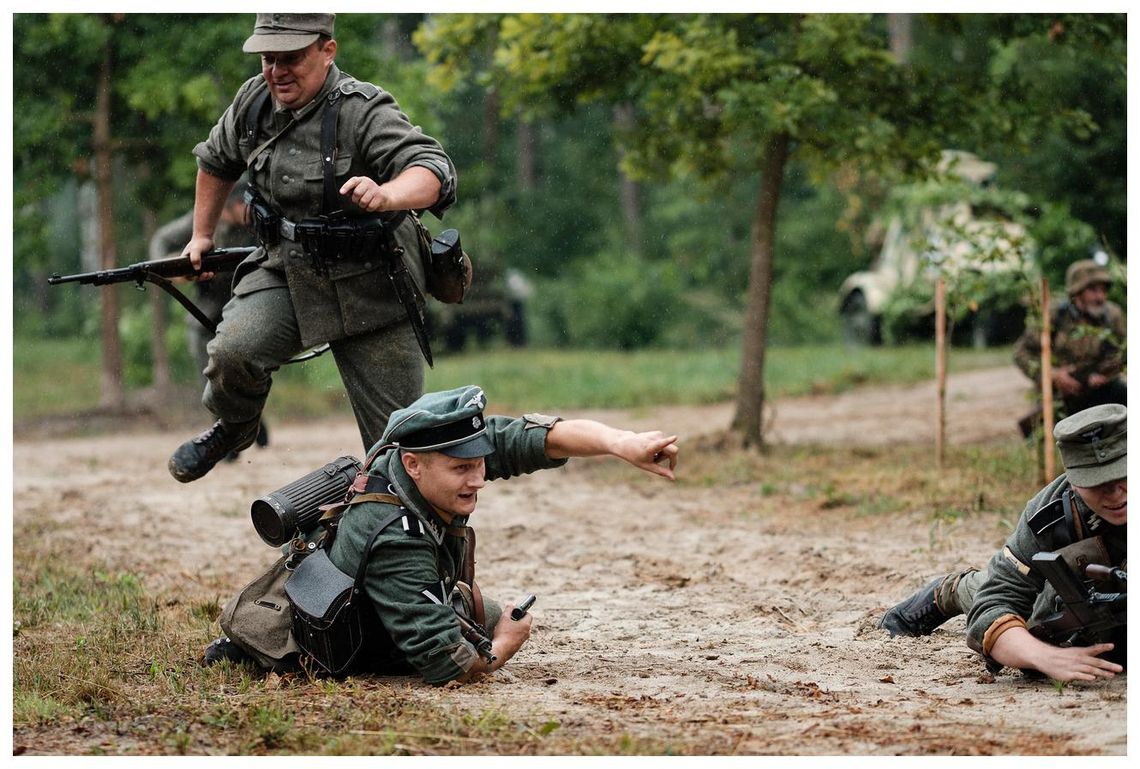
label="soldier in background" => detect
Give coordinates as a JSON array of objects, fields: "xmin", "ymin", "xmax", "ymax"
[
  {"xmin": 148, "ymin": 184, "xmax": 268, "ymax": 454},
  {"xmin": 1013, "ymin": 258, "xmax": 1126, "ymax": 435}
]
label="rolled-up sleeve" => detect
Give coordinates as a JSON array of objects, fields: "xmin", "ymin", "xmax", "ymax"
[
  {"xmin": 353, "ymin": 91, "xmax": 457, "ymax": 219},
  {"xmin": 965, "ymin": 505, "xmax": 1050, "ymax": 659}
]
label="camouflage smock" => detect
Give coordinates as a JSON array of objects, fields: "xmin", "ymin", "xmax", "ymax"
[{"xmin": 1013, "ymin": 298, "xmax": 1126, "ymax": 387}]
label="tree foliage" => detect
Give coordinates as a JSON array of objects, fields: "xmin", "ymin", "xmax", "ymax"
[{"xmin": 11, "ymin": 13, "xmax": 1126, "ymax": 420}]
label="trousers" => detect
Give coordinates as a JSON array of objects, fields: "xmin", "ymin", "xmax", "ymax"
[
  {"xmin": 202, "ymin": 283, "xmax": 424, "ymax": 451},
  {"xmin": 936, "ymin": 567, "xmax": 985, "ymax": 616}
]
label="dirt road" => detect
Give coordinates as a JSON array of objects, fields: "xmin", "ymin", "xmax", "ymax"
[{"xmin": 11, "ymin": 366, "xmax": 1126, "ymax": 755}]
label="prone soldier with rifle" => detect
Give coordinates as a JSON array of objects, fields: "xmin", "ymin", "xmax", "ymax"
[
  {"xmin": 203, "ymin": 385, "xmax": 680, "ymax": 684},
  {"xmin": 878, "ymin": 403, "xmax": 1126, "ymax": 683},
  {"xmin": 166, "ymin": 13, "xmax": 468, "ymax": 483}
]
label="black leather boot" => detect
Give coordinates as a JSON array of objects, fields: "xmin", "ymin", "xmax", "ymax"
[
  {"xmin": 202, "ymin": 636, "xmax": 252, "ymax": 666},
  {"xmin": 877, "ymin": 577, "xmax": 958, "ymax": 637},
  {"xmin": 169, "ymin": 419, "xmax": 259, "ymax": 483}
]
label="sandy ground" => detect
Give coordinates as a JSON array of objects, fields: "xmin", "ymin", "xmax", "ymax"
[{"xmin": 10, "ymin": 366, "xmax": 1128, "ymax": 755}]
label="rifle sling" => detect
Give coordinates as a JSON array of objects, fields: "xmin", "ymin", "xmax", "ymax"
[{"xmin": 146, "ymin": 274, "xmax": 219, "ymax": 334}]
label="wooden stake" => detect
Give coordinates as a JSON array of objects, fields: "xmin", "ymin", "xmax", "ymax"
[
  {"xmin": 934, "ymin": 277, "xmax": 947, "ymax": 468},
  {"xmin": 1040, "ymin": 277, "xmax": 1055, "ymax": 482}
]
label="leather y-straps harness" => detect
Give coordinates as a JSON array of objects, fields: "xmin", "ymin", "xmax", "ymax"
[
  {"xmin": 244, "ymin": 79, "xmax": 347, "ymax": 219},
  {"xmin": 320, "ymin": 88, "xmax": 346, "ymax": 216},
  {"xmin": 341, "ymin": 449, "xmax": 486, "ymax": 625}
]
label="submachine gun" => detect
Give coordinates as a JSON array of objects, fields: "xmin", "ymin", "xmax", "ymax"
[{"xmin": 1028, "ymin": 551, "xmax": 1126, "ymax": 649}]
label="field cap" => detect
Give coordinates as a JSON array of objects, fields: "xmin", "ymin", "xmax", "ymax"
[
  {"xmin": 243, "ymin": 13, "xmax": 335, "ymax": 54},
  {"xmin": 383, "ymin": 385, "xmax": 494, "ymax": 459},
  {"xmin": 1054, "ymin": 404, "xmax": 1126, "ymax": 488},
  {"xmin": 1065, "ymin": 259, "xmax": 1112, "ymax": 296}
]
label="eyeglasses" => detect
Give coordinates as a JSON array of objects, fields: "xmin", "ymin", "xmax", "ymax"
[{"xmin": 260, "ymin": 48, "xmax": 312, "ymax": 69}]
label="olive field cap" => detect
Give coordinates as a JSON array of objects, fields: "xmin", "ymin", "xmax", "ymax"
[
  {"xmin": 242, "ymin": 13, "xmax": 336, "ymax": 54},
  {"xmin": 382, "ymin": 385, "xmax": 494, "ymax": 459},
  {"xmin": 1054, "ymin": 403, "xmax": 1127, "ymax": 488},
  {"xmin": 1065, "ymin": 259, "xmax": 1112, "ymax": 296}
]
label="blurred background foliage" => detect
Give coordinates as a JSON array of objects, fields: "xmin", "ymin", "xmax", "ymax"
[{"xmin": 11, "ymin": 12, "xmax": 1125, "ymax": 390}]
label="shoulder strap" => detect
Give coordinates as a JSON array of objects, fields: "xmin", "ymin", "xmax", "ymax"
[
  {"xmin": 1028, "ymin": 490, "xmax": 1080, "ymax": 548},
  {"xmin": 243, "ymin": 82, "xmax": 302, "ymax": 170},
  {"xmin": 244, "ymin": 83, "xmax": 271, "ymax": 144},
  {"xmin": 318, "ymin": 77, "xmax": 381, "ymax": 217},
  {"xmin": 321, "ymin": 89, "xmax": 347, "ymax": 216}
]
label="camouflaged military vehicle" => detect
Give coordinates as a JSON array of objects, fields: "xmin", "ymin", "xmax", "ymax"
[{"xmin": 839, "ymin": 151, "xmax": 1034, "ymax": 347}]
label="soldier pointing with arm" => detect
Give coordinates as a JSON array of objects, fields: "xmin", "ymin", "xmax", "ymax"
[
  {"xmin": 170, "ymin": 13, "xmax": 456, "ymax": 483},
  {"xmin": 205, "ymin": 385, "xmax": 680, "ymax": 683}
]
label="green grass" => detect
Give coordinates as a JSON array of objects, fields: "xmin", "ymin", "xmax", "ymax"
[
  {"xmin": 13, "ymin": 333, "xmax": 1015, "ymax": 420},
  {"xmin": 13, "ymin": 337, "xmax": 105, "ymax": 417}
]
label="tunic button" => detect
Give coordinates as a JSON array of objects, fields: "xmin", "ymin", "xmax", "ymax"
[
  {"xmin": 289, "ymin": 250, "xmax": 300, "ymax": 259},
  {"xmin": 282, "ymin": 175, "xmax": 291, "ymax": 184}
]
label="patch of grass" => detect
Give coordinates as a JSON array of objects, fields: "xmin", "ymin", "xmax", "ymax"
[
  {"xmin": 12, "ymin": 336, "xmax": 103, "ymax": 416},
  {"xmin": 14, "ymin": 333, "xmax": 1014, "ymax": 420},
  {"xmin": 11, "ymin": 542, "xmax": 686, "ymax": 754},
  {"xmin": 679, "ymin": 438, "xmax": 1039, "ymax": 545}
]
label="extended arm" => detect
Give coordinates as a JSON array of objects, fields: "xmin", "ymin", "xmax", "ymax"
[{"xmin": 544, "ymin": 420, "xmax": 679, "ymax": 481}]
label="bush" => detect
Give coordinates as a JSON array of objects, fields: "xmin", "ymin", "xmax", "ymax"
[{"xmin": 533, "ymin": 250, "xmax": 739, "ymax": 350}]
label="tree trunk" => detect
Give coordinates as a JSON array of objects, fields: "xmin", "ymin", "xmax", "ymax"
[
  {"xmin": 888, "ymin": 13, "xmax": 914, "ymax": 63},
  {"xmin": 731, "ymin": 132, "xmax": 790, "ymax": 447},
  {"xmin": 483, "ymin": 87, "xmax": 501, "ymax": 168},
  {"xmin": 516, "ymin": 117, "xmax": 536, "ymax": 192},
  {"xmin": 613, "ymin": 103, "xmax": 642, "ymax": 254},
  {"xmin": 95, "ymin": 38, "xmax": 124, "ymax": 410}
]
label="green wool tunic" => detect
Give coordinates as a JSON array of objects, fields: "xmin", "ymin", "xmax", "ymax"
[{"xmin": 193, "ymin": 63, "xmax": 457, "ymax": 348}]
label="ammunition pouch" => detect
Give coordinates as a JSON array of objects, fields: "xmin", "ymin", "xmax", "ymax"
[
  {"xmin": 245, "ymin": 184, "xmax": 405, "ymax": 276},
  {"xmin": 295, "ymin": 214, "xmax": 403, "ymax": 276},
  {"xmin": 244, "ymin": 187, "xmax": 281, "ymax": 248}
]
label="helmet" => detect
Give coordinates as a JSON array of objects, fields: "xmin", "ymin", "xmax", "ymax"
[{"xmin": 1065, "ymin": 259, "xmax": 1112, "ymax": 296}]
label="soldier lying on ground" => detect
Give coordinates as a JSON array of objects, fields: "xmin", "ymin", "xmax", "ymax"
[
  {"xmin": 878, "ymin": 404, "xmax": 1126, "ymax": 683},
  {"xmin": 204, "ymin": 385, "xmax": 679, "ymax": 684}
]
